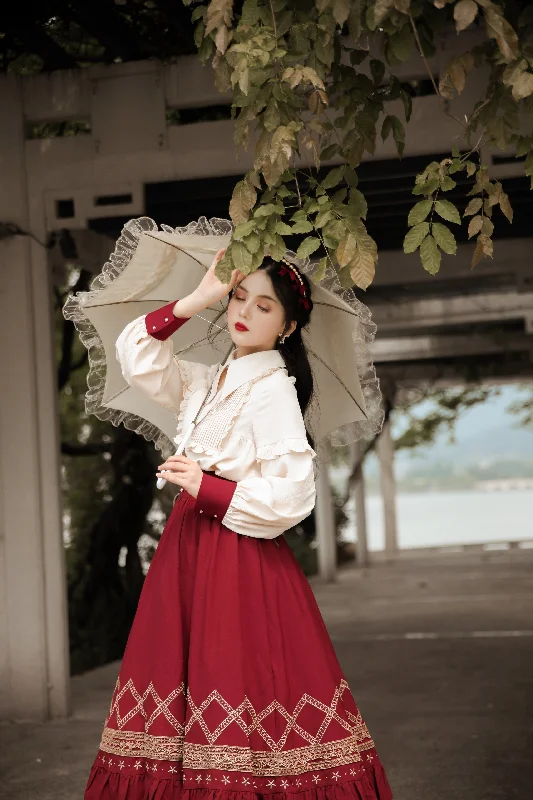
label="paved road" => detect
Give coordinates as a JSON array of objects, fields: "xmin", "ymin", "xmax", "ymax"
[{"xmin": 1, "ymin": 550, "xmax": 532, "ymax": 799}]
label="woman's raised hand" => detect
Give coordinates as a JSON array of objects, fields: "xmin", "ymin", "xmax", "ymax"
[
  {"xmin": 172, "ymin": 248, "xmax": 245, "ymax": 318},
  {"xmin": 194, "ymin": 248, "xmax": 245, "ymax": 307}
]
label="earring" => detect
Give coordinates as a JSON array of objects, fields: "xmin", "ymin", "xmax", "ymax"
[{"xmin": 278, "ymin": 332, "xmax": 288, "ymax": 344}]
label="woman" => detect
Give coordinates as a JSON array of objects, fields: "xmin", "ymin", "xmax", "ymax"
[{"xmin": 84, "ymin": 248, "xmax": 393, "ymax": 800}]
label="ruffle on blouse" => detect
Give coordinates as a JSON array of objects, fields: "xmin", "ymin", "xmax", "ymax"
[
  {"xmin": 256, "ymin": 438, "xmax": 317, "ymax": 461},
  {"xmin": 172, "ymin": 361, "xmax": 214, "ymax": 447},
  {"xmin": 174, "ymin": 368, "xmax": 284, "ymax": 460}
]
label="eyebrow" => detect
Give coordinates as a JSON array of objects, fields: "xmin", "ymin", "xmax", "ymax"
[{"xmin": 237, "ymin": 283, "xmax": 279, "ymax": 303}]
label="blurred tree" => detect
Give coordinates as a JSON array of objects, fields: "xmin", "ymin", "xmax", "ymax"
[
  {"xmin": 507, "ymin": 385, "xmax": 533, "ymax": 427},
  {"xmin": 57, "ymin": 266, "xmax": 173, "ymax": 673}
]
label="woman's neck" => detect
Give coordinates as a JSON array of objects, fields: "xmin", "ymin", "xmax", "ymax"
[{"xmin": 233, "ymin": 345, "xmax": 276, "ymax": 360}]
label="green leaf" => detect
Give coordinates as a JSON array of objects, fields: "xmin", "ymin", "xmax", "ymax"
[
  {"xmin": 434, "ymin": 199, "xmax": 461, "ymax": 224},
  {"xmin": 296, "ymin": 236, "xmax": 321, "ymax": 258},
  {"xmin": 484, "ymin": 7, "xmax": 519, "ymax": 63},
  {"xmin": 420, "ymin": 234, "xmax": 441, "ymax": 275},
  {"xmin": 332, "ymin": 187, "xmax": 348, "ymax": 205},
  {"xmin": 440, "ymin": 175, "xmax": 456, "ymax": 191},
  {"xmin": 323, "ymin": 218, "xmax": 346, "ymax": 243},
  {"xmin": 332, "ymin": 0, "xmax": 351, "ymax": 26},
  {"xmin": 467, "ymin": 215, "xmax": 483, "ymax": 238},
  {"xmin": 381, "ymin": 115, "xmax": 394, "ymax": 142},
  {"xmin": 233, "ymin": 219, "xmax": 257, "ymax": 239},
  {"xmin": 321, "ymin": 166, "xmax": 345, "ymax": 190},
  {"xmin": 403, "ymin": 222, "xmax": 430, "ymax": 254},
  {"xmin": 391, "ymin": 116, "xmax": 406, "ymax": 157},
  {"xmin": 231, "ymin": 240, "xmax": 254, "ymax": 273},
  {"xmin": 389, "ymin": 25, "xmax": 413, "ymax": 63},
  {"xmin": 274, "ymin": 221, "xmax": 293, "ymax": 235},
  {"xmin": 254, "ymin": 203, "xmax": 278, "ymax": 217},
  {"xmin": 463, "ymin": 198, "xmax": 482, "ymax": 217},
  {"xmin": 348, "ymin": 188, "xmax": 368, "ymax": 218},
  {"xmin": 269, "ymin": 233, "xmax": 287, "ymax": 261},
  {"xmin": 400, "ymin": 87, "xmax": 412, "ymax": 122},
  {"xmin": 432, "ymin": 222, "xmax": 457, "ymax": 255},
  {"xmin": 240, "ymin": 0, "xmax": 261, "ymax": 25},
  {"xmin": 374, "ymin": 0, "xmax": 394, "ymax": 26},
  {"xmin": 314, "ymin": 256, "xmax": 329, "ymax": 282},
  {"xmin": 408, "ymin": 200, "xmax": 432, "ymax": 226},
  {"xmin": 412, "ymin": 177, "xmax": 439, "ymax": 196},
  {"xmin": 264, "ymin": 100, "xmax": 281, "ymax": 132},
  {"xmin": 511, "ymin": 71, "xmax": 533, "ymax": 101},
  {"xmin": 345, "ymin": 167, "xmax": 359, "ymax": 187},
  {"xmin": 243, "ymin": 231, "xmax": 261, "ymax": 254},
  {"xmin": 320, "ymin": 143, "xmax": 339, "ymax": 160},
  {"xmin": 315, "ymin": 208, "xmax": 333, "ymax": 228},
  {"xmin": 499, "ymin": 191, "xmax": 513, "ymax": 223},
  {"xmin": 481, "ymin": 217, "xmax": 494, "ymax": 237}
]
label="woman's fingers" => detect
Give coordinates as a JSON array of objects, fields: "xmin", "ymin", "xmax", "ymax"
[
  {"xmin": 157, "ymin": 460, "xmax": 190, "ymax": 473},
  {"xmin": 158, "ymin": 454, "xmax": 191, "ymax": 466},
  {"xmin": 155, "ymin": 470, "xmax": 184, "ymax": 486}
]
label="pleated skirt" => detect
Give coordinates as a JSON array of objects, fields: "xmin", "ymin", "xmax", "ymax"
[{"xmin": 84, "ymin": 487, "xmax": 393, "ymax": 800}]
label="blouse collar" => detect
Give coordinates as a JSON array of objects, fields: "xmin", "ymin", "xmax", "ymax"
[{"xmin": 216, "ymin": 347, "xmax": 286, "ymax": 401}]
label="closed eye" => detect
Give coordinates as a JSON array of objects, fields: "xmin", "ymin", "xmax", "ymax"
[{"xmin": 234, "ymin": 294, "xmax": 269, "ymax": 313}]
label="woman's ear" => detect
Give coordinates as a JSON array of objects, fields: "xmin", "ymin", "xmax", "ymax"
[{"xmin": 287, "ymin": 320, "xmax": 297, "ymax": 337}]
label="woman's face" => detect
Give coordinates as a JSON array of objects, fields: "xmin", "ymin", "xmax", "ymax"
[{"xmin": 227, "ymin": 269, "xmax": 295, "ymax": 355}]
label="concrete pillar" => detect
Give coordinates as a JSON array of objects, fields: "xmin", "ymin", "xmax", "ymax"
[
  {"xmin": 315, "ymin": 444, "xmax": 337, "ymax": 581},
  {"xmin": 349, "ymin": 440, "xmax": 369, "ymax": 567},
  {"xmin": 0, "ymin": 75, "xmax": 70, "ymax": 720},
  {"xmin": 377, "ymin": 416, "xmax": 399, "ymax": 557}
]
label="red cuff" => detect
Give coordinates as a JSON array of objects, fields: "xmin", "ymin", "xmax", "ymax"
[
  {"xmin": 196, "ymin": 473, "xmax": 237, "ymax": 519},
  {"xmin": 145, "ymin": 300, "xmax": 190, "ymax": 341}
]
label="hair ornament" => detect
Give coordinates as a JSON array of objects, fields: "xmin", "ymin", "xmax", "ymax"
[{"xmin": 277, "ymin": 257, "xmax": 311, "ymax": 310}]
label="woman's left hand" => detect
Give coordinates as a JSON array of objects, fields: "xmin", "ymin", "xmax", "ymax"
[{"xmin": 156, "ymin": 455, "xmax": 203, "ymax": 498}]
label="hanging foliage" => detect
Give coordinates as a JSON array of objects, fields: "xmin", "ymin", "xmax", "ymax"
[{"xmin": 183, "ymin": 0, "xmax": 532, "ymax": 284}]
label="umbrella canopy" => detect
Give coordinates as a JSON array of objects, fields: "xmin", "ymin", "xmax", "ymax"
[{"xmin": 64, "ymin": 216, "xmax": 383, "ymax": 456}]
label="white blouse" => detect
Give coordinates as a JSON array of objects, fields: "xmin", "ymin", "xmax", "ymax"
[{"xmin": 115, "ymin": 314, "xmax": 317, "ymax": 540}]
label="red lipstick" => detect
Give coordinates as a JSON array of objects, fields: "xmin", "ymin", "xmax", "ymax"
[{"xmin": 235, "ymin": 322, "xmax": 249, "ymax": 332}]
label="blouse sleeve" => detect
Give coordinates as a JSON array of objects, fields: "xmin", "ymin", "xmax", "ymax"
[
  {"xmin": 196, "ymin": 376, "xmax": 316, "ymax": 539},
  {"xmin": 115, "ymin": 299, "xmax": 207, "ymax": 415}
]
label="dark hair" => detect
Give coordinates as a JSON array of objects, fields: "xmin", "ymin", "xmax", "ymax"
[
  {"xmin": 257, "ymin": 259, "xmax": 315, "ymax": 425},
  {"xmin": 215, "ymin": 258, "xmax": 315, "ymax": 447}
]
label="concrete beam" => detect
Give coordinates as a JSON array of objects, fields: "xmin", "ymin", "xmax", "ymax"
[
  {"xmin": 371, "ymin": 289, "xmax": 533, "ymax": 333},
  {"xmin": 372, "ymin": 332, "xmax": 533, "ymax": 363}
]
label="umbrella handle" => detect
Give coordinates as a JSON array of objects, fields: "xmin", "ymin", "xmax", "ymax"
[{"xmin": 156, "ymin": 423, "xmax": 196, "ymax": 491}]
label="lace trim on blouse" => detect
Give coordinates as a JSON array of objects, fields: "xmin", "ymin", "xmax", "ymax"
[{"xmin": 173, "ymin": 366, "xmax": 284, "ymax": 457}]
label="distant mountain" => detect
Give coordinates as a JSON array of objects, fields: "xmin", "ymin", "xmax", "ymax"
[
  {"xmin": 360, "ymin": 384, "xmax": 533, "ymax": 486},
  {"xmin": 398, "ymin": 420, "xmax": 533, "ymax": 469}
]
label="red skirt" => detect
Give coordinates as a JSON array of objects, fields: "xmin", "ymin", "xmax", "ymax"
[{"xmin": 85, "ymin": 487, "xmax": 393, "ymax": 800}]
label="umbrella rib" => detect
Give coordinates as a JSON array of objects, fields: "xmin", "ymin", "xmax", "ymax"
[
  {"xmin": 312, "ymin": 300, "xmax": 359, "ymax": 317},
  {"xmin": 306, "ymin": 346, "xmax": 368, "ymax": 419},
  {"xmin": 143, "ymin": 233, "xmax": 216, "ymax": 270}
]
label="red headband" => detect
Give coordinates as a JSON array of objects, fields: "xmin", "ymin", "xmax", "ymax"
[{"xmin": 277, "ymin": 259, "xmax": 310, "ymax": 310}]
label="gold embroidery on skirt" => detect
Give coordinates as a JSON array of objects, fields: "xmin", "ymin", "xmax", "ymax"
[
  {"xmin": 100, "ymin": 677, "xmax": 376, "ymax": 773},
  {"xmin": 100, "ymin": 728, "xmax": 375, "ymax": 774}
]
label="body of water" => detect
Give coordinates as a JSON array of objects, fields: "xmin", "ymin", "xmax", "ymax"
[{"xmin": 341, "ymin": 489, "xmax": 533, "ymax": 551}]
